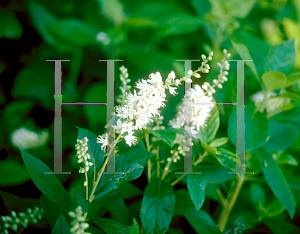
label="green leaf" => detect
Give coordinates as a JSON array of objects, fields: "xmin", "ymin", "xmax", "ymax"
[
  {"xmin": 175, "ymin": 190, "xmax": 221, "ymax": 234},
  {"xmin": 92, "ymin": 217, "xmax": 131, "ymax": 234},
  {"xmin": 94, "ymin": 163, "xmax": 143, "ymax": 199},
  {"xmin": 20, "ymin": 148, "xmax": 73, "ymax": 212},
  {"xmin": 201, "ymin": 142, "xmax": 217, "ymax": 154},
  {"xmin": 286, "ymin": 71, "xmax": 300, "ymax": 87},
  {"xmin": 234, "ymin": 213, "xmax": 257, "ymax": 232},
  {"xmin": 130, "ymin": 218, "xmax": 140, "ymax": 234},
  {"xmin": 192, "ymin": 0, "xmax": 212, "ymax": 15},
  {"xmin": 187, "ymin": 174, "xmax": 206, "ymax": 210},
  {"xmin": 250, "ymin": 183, "xmax": 265, "ymax": 208},
  {"xmin": 140, "ymin": 180, "xmax": 175, "ymax": 234},
  {"xmin": 40, "ymin": 194, "xmax": 61, "ymax": 228},
  {"xmin": 264, "ymin": 218, "xmax": 300, "ymax": 234},
  {"xmin": 199, "ymin": 106, "xmax": 220, "ymax": 144},
  {"xmin": 256, "ymin": 148, "xmax": 296, "ymax": 218},
  {"xmin": 273, "ymin": 91, "xmax": 300, "ymax": 101},
  {"xmin": 148, "ymin": 129, "xmax": 176, "ymax": 147},
  {"xmin": 12, "ymin": 64, "xmax": 54, "ymax": 109},
  {"xmin": 47, "ymin": 18, "xmax": 99, "ymax": 47},
  {"xmin": 212, "ymin": 148, "xmax": 237, "ymax": 173},
  {"xmin": 276, "ymin": 153, "xmax": 298, "ymax": 166},
  {"xmin": 195, "ymin": 159, "xmax": 235, "ymax": 183},
  {"xmin": 0, "ymin": 158, "xmax": 31, "ymax": 186},
  {"xmin": 116, "ymin": 144, "xmax": 155, "ymax": 168},
  {"xmin": 270, "ymin": 103, "xmax": 300, "ymax": 132},
  {"xmin": 263, "ymin": 120, "xmax": 298, "ymax": 153},
  {"xmin": 0, "ymin": 9, "xmax": 23, "ymax": 39},
  {"xmin": 228, "ymin": 105, "xmax": 269, "ymax": 151},
  {"xmin": 232, "ymin": 41, "xmax": 258, "ymax": 78},
  {"xmin": 262, "ymin": 71, "xmax": 287, "ymax": 91},
  {"xmin": 157, "ymin": 13, "xmax": 203, "ymax": 38},
  {"xmin": 51, "ymin": 209, "xmax": 71, "ymax": 234},
  {"xmin": 27, "ymin": 2, "xmax": 73, "ymax": 53},
  {"xmin": 265, "ymin": 39, "xmax": 296, "ymax": 76},
  {"xmin": 104, "ymin": 199, "xmax": 130, "ymax": 226},
  {"xmin": 72, "ymin": 188, "xmax": 90, "ymax": 214},
  {"xmin": 209, "ymin": 137, "xmax": 229, "ymax": 147},
  {"xmin": 92, "ymin": 183, "xmax": 142, "ymax": 205},
  {"xmin": 262, "ymin": 199, "xmax": 285, "ymax": 218}
]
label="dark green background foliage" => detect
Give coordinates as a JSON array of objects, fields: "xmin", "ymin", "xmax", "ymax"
[{"xmin": 0, "ymin": 0, "xmax": 300, "ymax": 233}]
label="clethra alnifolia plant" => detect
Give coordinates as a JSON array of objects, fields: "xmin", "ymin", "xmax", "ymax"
[{"xmin": 9, "ymin": 41, "xmax": 300, "ymax": 234}]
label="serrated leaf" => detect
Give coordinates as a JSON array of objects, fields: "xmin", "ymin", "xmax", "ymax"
[
  {"xmin": 92, "ymin": 183, "xmax": 142, "ymax": 205},
  {"xmin": 116, "ymin": 144, "xmax": 155, "ymax": 168},
  {"xmin": 199, "ymin": 106, "xmax": 220, "ymax": 144},
  {"xmin": 256, "ymin": 148, "xmax": 296, "ymax": 219},
  {"xmin": 20, "ymin": 148, "xmax": 73, "ymax": 212},
  {"xmin": 148, "ymin": 129, "xmax": 176, "ymax": 147},
  {"xmin": 187, "ymin": 174, "xmax": 206, "ymax": 210},
  {"xmin": 92, "ymin": 217, "xmax": 131, "ymax": 234},
  {"xmin": 175, "ymin": 190, "xmax": 221, "ymax": 234},
  {"xmin": 51, "ymin": 209, "xmax": 71, "ymax": 234},
  {"xmin": 94, "ymin": 163, "xmax": 143, "ymax": 199},
  {"xmin": 265, "ymin": 39, "xmax": 296, "ymax": 76},
  {"xmin": 195, "ymin": 159, "xmax": 235, "ymax": 183},
  {"xmin": 228, "ymin": 105, "xmax": 269, "ymax": 151},
  {"xmin": 213, "ymin": 148, "xmax": 237, "ymax": 173},
  {"xmin": 140, "ymin": 180, "xmax": 175, "ymax": 234},
  {"xmin": 0, "ymin": 158, "xmax": 31, "ymax": 186}
]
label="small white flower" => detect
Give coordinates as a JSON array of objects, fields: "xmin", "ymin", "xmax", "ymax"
[
  {"xmin": 96, "ymin": 133, "xmax": 109, "ymax": 150},
  {"xmin": 124, "ymin": 134, "xmax": 137, "ymax": 146},
  {"xmin": 169, "ymin": 86, "xmax": 177, "ymax": 95}
]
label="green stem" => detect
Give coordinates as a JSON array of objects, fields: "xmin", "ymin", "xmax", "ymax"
[
  {"xmin": 161, "ymin": 157, "xmax": 173, "ymax": 180},
  {"xmin": 217, "ymin": 176, "xmax": 244, "ymax": 232},
  {"xmin": 83, "ymin": 134, "xmax": 122, "ymax": 219},
  {"xmin": 145, "ymin": 133, "xmax": 152, "ymax": 182},
  {"xmin": 171, "ymin": 174, "xmax": 186, "ymax": 186},
  {"xmin": 156, "ymin": 146, "xmax": 160, "ymax": 179}
]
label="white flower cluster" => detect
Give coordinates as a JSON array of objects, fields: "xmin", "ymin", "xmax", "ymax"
[
  {"xmin": 11, "ymin": 127, "xmax": 49, "ymax": 150},
  {"xmin": 0, "ymin": 207, "xmax": 43, "ymax": 234},
  {"xmin": 114, "ymin": 71, "xmax": 179, "ymax": 146},
  {"xmin": 169, "ymin": 84, "xmax": 213, "ymax": 161},
  {"xmin": 75, "ymin": 137, "xmax": 93, "ymax": 174},
  {"xmin": 69, "ymin": 206, "xmax": 90, "ymax": 234},
  {"xmin": 117, "ymin": 66, "xmax": 131, "ymax": 105},
  {"xmin": 169, "ymin": 84, "xmax": 213, "ymax": 136}
]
